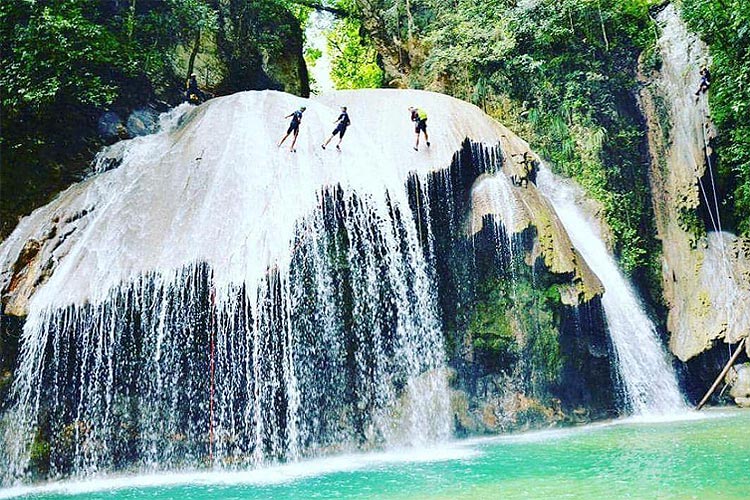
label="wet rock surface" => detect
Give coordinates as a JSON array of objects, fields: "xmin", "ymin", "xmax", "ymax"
[{"xmin": 639, "ymin": 4, "xmax": 750, "ymax": 365}]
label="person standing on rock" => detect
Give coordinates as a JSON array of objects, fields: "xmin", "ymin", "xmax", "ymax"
[
  {"xmin": 409, "ymin": 106, "xmax": 430, "ymax": 151},
  {"xmin": 321, "ymin": 106, "xmax": 350, "ymax": 151},
  {"xmin": 510, "ymin": 151, "xmax": 537, "ymax": 188},
  {"xmin": 185, "ymin": 73, "xmax": 206, "ymax": 105},
  {"xmin": 278, "ymin": 106, "xmax": 306, "ymax": 152}
]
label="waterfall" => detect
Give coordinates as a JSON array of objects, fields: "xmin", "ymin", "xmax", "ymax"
[
  {"xmin": 1, "ymin": 192, "xmax": 450, "ymax": 480},
  {"xmin": 537, "ymin": 169, "xmax": 687, "ymax": 415},
  {"xmin": 3, "ymin": 90, "xmax": 502, "ymax": 483},
  {"xmin": 0, "ymin": 87, "xmax": 687, "ymax": 485}
]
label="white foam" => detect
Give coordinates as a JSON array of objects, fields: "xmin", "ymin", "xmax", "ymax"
[{"xmin": 0, "ymin": 444, "xmax": 478, "ymax": 499}]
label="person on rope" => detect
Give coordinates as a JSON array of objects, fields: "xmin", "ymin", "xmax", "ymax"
[
  {"xmin": 409, "ymin": 106, "xmax": 430, "ymax": 151},
  {"xmin": 321, "ymin": 106, "xmax": 350, "ymax": 151},
  {"xmin": 278, "ymin": 106, "xmax": 306, "ymax": 152},
  {"xmin": 510, "ymin": 151, "xmax": 538, "ymax": 188},
  {"xmin": 185, "ymin": 73, "xmax": 206, "ymax": 105},
  {"xmin": 695, "ymin": 66, "xmax": 711, "ymax": 97}
]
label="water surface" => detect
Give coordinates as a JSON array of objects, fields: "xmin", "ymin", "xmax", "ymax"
[{"xmin": 4, "ymin": 409, "xmax": 748, "ymax": 500}]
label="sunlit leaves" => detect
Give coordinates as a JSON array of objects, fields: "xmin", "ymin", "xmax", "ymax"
[{"xmin": 328, "ymin": 16, "xmax": 384, "ymax": 89}]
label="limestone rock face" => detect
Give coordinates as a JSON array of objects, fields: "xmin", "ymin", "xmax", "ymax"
[
  {"xmin": 466, "ymin": 140, "xmax": 604, "ymax": 304},
  {"xmin": 467, "ymin": 170, "xmax": 604, "ymax": 306},
  {"xmin": 638, "ymin": 4, "xmax": 750, "ymax": 361},
  {"xmin": 1, "ymin": 89, "xmax": 601, "ymax": 317},
  {"xmin": 728, "ymin": 363, "xmax": 750, "ymax": 407}
]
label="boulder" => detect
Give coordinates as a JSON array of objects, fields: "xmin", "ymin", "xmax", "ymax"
[{"xmin": 728, "ymin": 363, "xmax": 750, "ymax": 406}]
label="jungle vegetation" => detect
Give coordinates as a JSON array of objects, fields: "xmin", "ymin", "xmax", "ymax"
[{"xmin": 2, "ymin": 0, "xmax": 748, "ymax": 283}]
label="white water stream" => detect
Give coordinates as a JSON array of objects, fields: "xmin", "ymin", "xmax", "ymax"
[{"xmin": 537, "ymin": 169, "xmax": 687, "ymax": 415}]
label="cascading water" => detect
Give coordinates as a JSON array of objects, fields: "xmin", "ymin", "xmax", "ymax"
[
  {"xmin": 2, "ymin": 90, "xmax": 514, "ymax": 483},
  {"xmin": 537, "ymin": 169, "xmax": 687, "ymax": 415},
  {"xmin": 0, "ymin": 87, "xmax": 686, "ymax": 487}
]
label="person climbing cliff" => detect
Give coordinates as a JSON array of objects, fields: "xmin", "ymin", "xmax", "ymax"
[
  {"xmin": 695, "ymin": 66, "xmax": 711, "ymax": 97},
  {"xmin": 409, "ymin": 107, "xmax": 430, "ymax": 151},
  {"xmin": 185, "ymin": 73, "xmax": 206, "ymax": 105},
  {"xmin": 321, "ymin": 106, "xmax": 350, "ymax": 151},
  {"xmin": 278, "ymin": 106, "xmax": 306, "ymax": 152},
  {"xmin": 510, "ymin": 151, "xmax": 538, "ymax": 188}
]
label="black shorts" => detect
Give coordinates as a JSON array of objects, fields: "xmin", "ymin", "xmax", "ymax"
[
  {"xmin": 332, "ymin": 123, "xmax": 348, "ymax": 138},
  {"xmin": 414, "ymin": 119, "xmax": 427, "ymax": 133},
  {"xmin": 287, "ymin": 122, "xmax": 300, "ymax": 134}
]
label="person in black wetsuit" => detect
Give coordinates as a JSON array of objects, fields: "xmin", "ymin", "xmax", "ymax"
[
  {"xmin": 321, "ymin": 106, "xmax": 351, "ymax": 151},
  {"xmin": 278, "ymin": 106, "xmax": 306, "ymax": 152},
  {"xmin": 695, "ymin": 66, "xmax": 711, "ymax": 97},
  {"xmin": 409, "ymin": 107, "xmax": 430, "ymax": 151},
  {"xmin": 185, "ymin": 73, "xmax": 206, "ymax": 105},
  {"xmin": 510, "ymin": 151, "xmax": 538, "ymax": 188}
]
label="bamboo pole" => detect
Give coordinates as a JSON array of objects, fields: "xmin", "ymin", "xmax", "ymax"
[{"xmin": 696, "ymin": 337, "xmax": 747, "ymax": 410}]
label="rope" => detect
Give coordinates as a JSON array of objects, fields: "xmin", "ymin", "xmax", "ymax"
[
  {"xmin": 700, "ymin": 97, "xmax": 723, "ymax": 235},
  {"xmin": 208, "ymin": 282, "xmax": 216, "ymax": 465},
  {"xmin": 413, "ymin": 174, "xmax": 424, "ymax": 247},
  {"xmin": 695, "ymin": 91, "xmax": 748, "ymax": 375}
]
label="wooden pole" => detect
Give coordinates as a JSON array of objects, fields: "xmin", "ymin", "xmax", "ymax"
[{"xmin": 696, "ymin": 337, "xmax": 747, "ymax": 410}]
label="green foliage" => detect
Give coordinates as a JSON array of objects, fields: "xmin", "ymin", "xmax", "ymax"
[
  {"xmin": 1, "ymin": 1, "xmax": 122, "ymax": 119},
  {"xmin": 28, "ymin": 431, "xmax": 50, "ymax": 476},
  {"xmin": 0, "ymin": 0, "xmax": 220, "ymax": 236},
  {"xmin": 328, "ymin": 17, "xmax": 384, "ymax": 89},
  {"xmin": 468, "ymin": 278, "xmax": 518, "ymax": 369},
  {"xmin": 681, "ymin": 0, "xmax": 750, "ymax": 235},
  {"xmin": 0, "ymin": 0, "xmax": 217, "ymax": 118},
  {"xmin": 351, "ymin": 0, "xmax": 664, "ymax": 275},
  {"xmin": 216, "ymin": 0, "xmax": 305, "ymax": 91},
  {"xmin": 504, "ymin": 1, "xmax": 661, "ymax": 274}
]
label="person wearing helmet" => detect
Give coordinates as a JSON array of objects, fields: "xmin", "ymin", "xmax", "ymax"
[
  {"xmin": 409, "ymin": 107, "xmax": 430, "ymax": 151},
  {"xmin": 321, "ymin": 106, "xmax": 351, "ymax": 151},
  {"xmin": 278, "ymin": 106, "xmax": 307, "ymax": 152},
  {"xmin": 185, "ymin": 73, "xmax": 205, "ymax": 105},
  {"xmin": 695, "ymin": 66, "xmax": 711, "ymax": 97}
]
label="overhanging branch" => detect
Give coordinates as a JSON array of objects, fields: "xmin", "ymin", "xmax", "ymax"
[{"xmin": 291, "ymin": 0, "xmax": 348, "ymax": 17}]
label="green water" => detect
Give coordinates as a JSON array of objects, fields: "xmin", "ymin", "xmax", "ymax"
[{"xmin": 5, "ymin": 409, "xmax": 749, "ymax": 500}]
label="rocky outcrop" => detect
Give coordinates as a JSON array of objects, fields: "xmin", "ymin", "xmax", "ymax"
[
  {"xmin": 213, "ymin": 0, "xmax": 310, "ymax": 97},
  {"xmin": 410, "ymin": 136, "xmax": 614, "ymax": 432},
  {"xmin": 468, "ymin": 168, "xmax": 604, "ymax": 304},
  {"xmin": 728, "ymin": 363, "xmax": 750, "ymax": 407},
  {"xmin": 638, "ymin": 4, "xmax": 750, "ymax": 364},
  {"xmin": 1, "ymin": 184, "xmax": 95, "ymax": 317}
]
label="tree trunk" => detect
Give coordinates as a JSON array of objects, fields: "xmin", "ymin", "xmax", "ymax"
[
  {"xmin": 597, "ymin": 1, "xmax": 610, "ymax": 51},
  {"xmin": 187, "ymin": 29, "xmax": 201, "ymax": 82},
  {"xmin": 697, "ymin": 338, "xmax": 747, "ymax": 410},
  {"xmin": 405, "ymin": 0, "xmax": 415, "ymax": 46}
]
